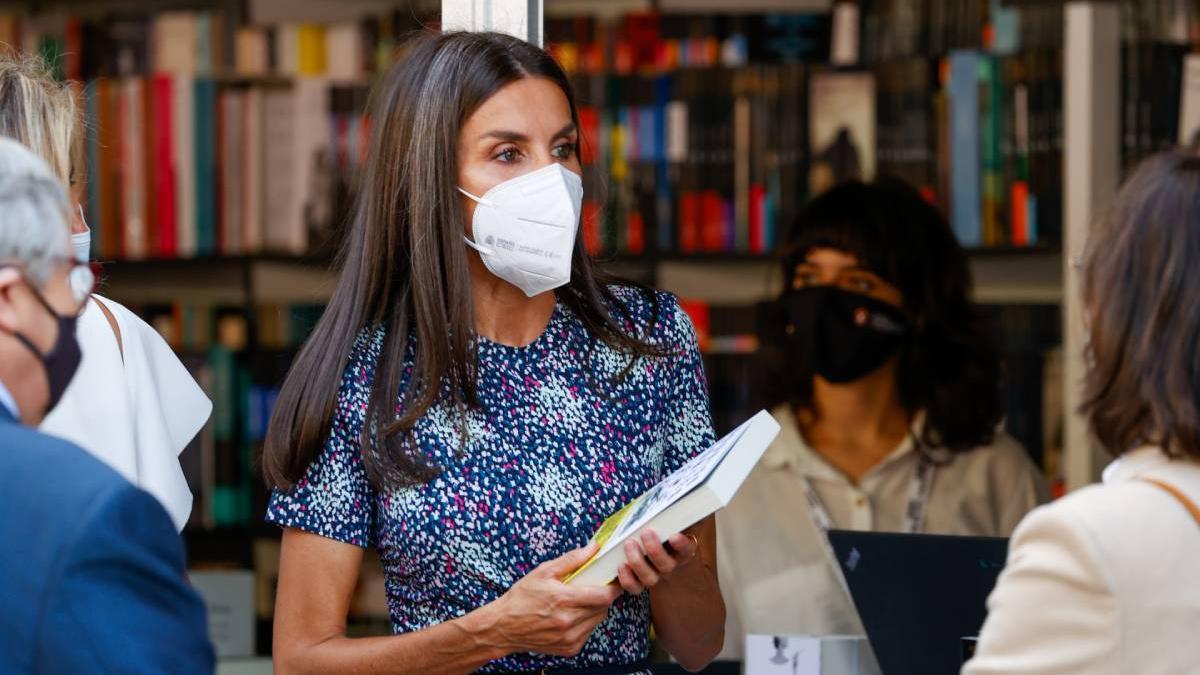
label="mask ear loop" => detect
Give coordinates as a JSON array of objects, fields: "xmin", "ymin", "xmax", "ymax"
[{"xmin": 458, "ymin": 187, "xmax": 496, "ymax": 256}]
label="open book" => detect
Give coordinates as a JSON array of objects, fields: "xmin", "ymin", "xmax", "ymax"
[{"xmin": 565, "ymin": 409, "xmax": 781, "ymax": 586}]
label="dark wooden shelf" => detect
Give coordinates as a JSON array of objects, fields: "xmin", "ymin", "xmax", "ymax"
[{"xmin": 98, "ymin": 253, "xmax": 335, "ymax": 272}]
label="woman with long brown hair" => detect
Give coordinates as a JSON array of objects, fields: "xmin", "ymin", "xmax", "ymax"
[
  {"xmin": 965, "ymin": 151, "xmax": 1200, "ymax": 674},
  {"xmin": 263, "ymin": 31, "xmax": 724, "ymax": 674}
]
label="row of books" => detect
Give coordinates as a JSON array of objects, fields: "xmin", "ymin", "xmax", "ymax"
[
  {"xmin": 858, "ymin": 0, "xmax": 1063, "ymax": 63},
  {"xmin": 0, "ymin": 8, "xmax": 433, "ymax": 81},
  {"xmin": 575, "ymin": 65, "xmax": 806, "ymax": 257},
  {"xmin": 572, "ymin": 51, "xmax": 1062, "ymax": 257},
  {"xmin": 77, "ymin": 58, "xmax": 1058, "ymax": 262},
  {"xmin": 941, "ymin": 48, "xmax": 1063, "ymax": 249},
  {"xmin": 829, "ymin": 48, "xmax": 1064, "ymax": 250},
  {"xmin": 545, "ymin": 2, "xmax": 1063, "ymax": 77},
  {"xmin": 547, "ymin": 13, "xmax": 833, "ymax": 74},
  {"xmin": 81, "ymin": 76, "xmax": 368, "ymax": 261},
  {"xmin": 1123, "ymin": 42, "xmax": 1191, "ymax": 177},
  {"xmin": 149, "ymin": 303, "xmax": 322, "ymax": 530},
  {"xmin": 1117, "ymin": 0, "xmax": 1200, "ymax": 174},
  {"xmin": 1121, "ymin": 0, "xmax": 1200, "ymax": 45},
  {"xmin": 180, "ymin": 343, "xmax": 285, "ymax": 530}
]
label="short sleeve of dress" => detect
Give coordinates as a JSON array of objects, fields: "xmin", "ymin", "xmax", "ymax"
[
  {"xmin": 265, "ymin": 330, "xmax": 381, "ymax": 548},
  {"xmin": 656, "ymin": 294, "xmax": 717, "ymax": 475}
]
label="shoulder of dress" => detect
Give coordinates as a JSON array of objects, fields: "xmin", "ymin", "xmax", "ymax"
[{"xmin": 597, "ymin": 284, "xmax": 687, "ymax": 342}]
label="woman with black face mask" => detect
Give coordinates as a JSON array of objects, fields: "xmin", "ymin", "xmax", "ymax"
[{"xmin": 714, "ymin": 179, "xmax": 1048, "ymax": 659}]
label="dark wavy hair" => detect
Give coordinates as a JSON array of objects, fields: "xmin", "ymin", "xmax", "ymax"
[
  {"xmin": 1081, "ymin": 151, "xmax": 1200, "ymax": 460},
  {"xmin": 263, "ymin": 31, "xmax": 662, "ymax": 491},
  {"xmin": 760, "ymin": 179, "xmax": 1002, "ymax": 454}
]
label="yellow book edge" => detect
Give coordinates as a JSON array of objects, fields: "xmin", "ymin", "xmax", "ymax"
[{"xmin": 561, "ymin": 493, "xmax": 646, "ymax": 584}]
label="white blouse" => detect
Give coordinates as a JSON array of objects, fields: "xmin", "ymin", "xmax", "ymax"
[
  {"xmin": 40, "ymin": 294, "xmax": 211, "ymax": 530},
  {"xmin": 716, "ymin": 404, "xmax": 1048, "ymax": 659}
]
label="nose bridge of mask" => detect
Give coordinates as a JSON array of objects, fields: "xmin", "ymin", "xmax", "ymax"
[{"xmin": 512, "ymin": 166, "xmax": 579, "ymax": 229}]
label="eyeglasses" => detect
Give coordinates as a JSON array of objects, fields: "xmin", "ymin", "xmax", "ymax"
[{"xmin": 0, "ymin": 258, "xmax": 97, "ymax": 317}]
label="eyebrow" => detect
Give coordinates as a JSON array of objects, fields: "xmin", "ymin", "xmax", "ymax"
[
  {"xmin": 477, "ymin": 122, "xmax": 578, "ymax": 144},
  {"xmin": 795, "ymin": 262, "xmax": 880, "ymax": 276}
]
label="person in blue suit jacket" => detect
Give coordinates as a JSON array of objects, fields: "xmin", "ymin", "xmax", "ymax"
[{"xmin": 0, "ymin": 136, "xmax": 214, "ymax": 674}]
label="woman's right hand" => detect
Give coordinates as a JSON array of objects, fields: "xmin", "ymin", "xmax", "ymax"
[{"xmin": 482, "ymin": 543, "xmax": 623, "ymax": 657}]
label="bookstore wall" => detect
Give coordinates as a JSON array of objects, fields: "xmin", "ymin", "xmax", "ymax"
[{"xmin": 4, "ymin": 0, "xmax": 1197, "ymax": 662}]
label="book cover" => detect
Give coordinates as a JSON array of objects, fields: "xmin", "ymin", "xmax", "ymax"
[
  {"xmin": 262, "ymin": 84, "xmax": 307, "ymax": 255},
  {"xmin": 175, "ymin": 75, "xmax": 197, "ymax": 259},
  {"xmin": 297, "ymin": 23, "xmax": 328, "ymax": 77},
  {"xmin": 235, "ymin": 27, "xmax": 269, "ymax": 77},
  {"xmin": 1011, "ymin": 82, "xmax": 1031, "ymax": 246},
  {"xmin": 275, "ymin": 24, "xmax": 299, "ymax": 77},
  {"xmin": 0, "ymin": 14, "xmax": 20, "ymax": 51},
  {"xmin": 144, "ymin": 75, "xmax": 159, "ymax": 257},
  {"xmin": 120, "ymin": 77, "xmax": 147, "ymax": 259},
  {"xmin": 948, "ymin": 50, "xmax": 983, "ymax": 249},
  {"xmin": 153, "ymin": 11, "xmax": 198, "ymax": 75},
  {"xmin": 219, "ymin": 87, "xmax": 243, "ymax": 255},
  {"xmin": 981, "ymin": 55, "xmax": 1003, "ymax": 247},
  {"xmin": 294, "ymin": 79, "xmax": 331, "ymax": 255},
  {"xmin": 241, "ymin": 87, "xmax": 264, "ymax": 253},
  {"xmin": 96, "ymin": 78, "xmax": 120, "ymax": 259},
  {"xmin": 734, "ymin": 83, "xmax": 751, "ymax": 252},
  {"xmin": 566, "ymin": 410, "xmax": 780, "ymax": 586},
  {"xmin": 326, "ymin": 22, "xmax": 363, "ymax": 81},
  {"xmin": 658, "ymin": 76, "xmax": 681, "ymax": 255},
  {"xmin": 152, "ymin": 74, "xmax": 178, "ymax": 258},
  {"xmin": 808, "ymin": 70, "xmax": 875, "ymax": 197}
]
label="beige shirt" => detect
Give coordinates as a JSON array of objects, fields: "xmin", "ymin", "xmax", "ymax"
[
  {"xmin": 964, "ymin": 448, "xmax": 1200, "ymax": 675},
  {"xmin": 717, "ymin": 404, "xmax": 1048, "ymax": 659}
]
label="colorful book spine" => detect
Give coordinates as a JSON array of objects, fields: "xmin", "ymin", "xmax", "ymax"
[
  {"xmin": 195, "ymin": 79, "xmax": 217, "ymax": 256},
  {"xmin": 981, "ymin": 56, "xmax": 1003, "ymax": 246},
  {"xmin": 949, "ymin": 50, "xmax": 983, "ymax": 249},
  {"xmin": 84, "ymin": 81, "xmax": 102, "ymax": 261},
  {"xmin": 153, "ymin": 74, "xmax": 177, "ymax": 258}
]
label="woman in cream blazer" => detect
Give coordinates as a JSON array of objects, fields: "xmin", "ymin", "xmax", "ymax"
[{"xmin": 965, "ymin": 151, "xmax": 1200, "ymax": 675}]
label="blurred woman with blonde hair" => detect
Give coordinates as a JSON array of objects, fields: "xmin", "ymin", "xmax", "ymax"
[{"xmin": 0, "ymin": 52, "xmax": 210, "ymax": 530}]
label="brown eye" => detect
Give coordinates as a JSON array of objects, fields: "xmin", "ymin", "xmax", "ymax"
[{"xmin": 792, "ymin": 270, "xmax": 819, "ymax": 288}]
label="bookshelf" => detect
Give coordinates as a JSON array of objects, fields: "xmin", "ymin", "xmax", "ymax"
[
  {"xmin": 97, "ymin": 247, "xmax": 1062, "ymax": 307},
  {"xmin": 99, "ymin": 255, "xmax": 337, "ymax": 305}
]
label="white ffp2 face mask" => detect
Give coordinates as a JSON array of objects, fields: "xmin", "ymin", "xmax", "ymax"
[
  {"xmin": 69, "ymin": 205, "xmax": 93, "ymax": 299},
  {"xmin": 459, "ymin": 163, "xmax": 584, "ymax": 298},
  {"xmin": 72, "ymin": 204, "xmax": 91, "ymax": 263}
]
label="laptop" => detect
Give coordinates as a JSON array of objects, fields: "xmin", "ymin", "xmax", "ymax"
[{"xmin": 826, "ymin": 530, "xmax": 1008, "ymax": 675}]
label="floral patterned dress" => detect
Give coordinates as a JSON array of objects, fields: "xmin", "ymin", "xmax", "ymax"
[{"xmin": 266, "ymin": 286, "xmax": 716, "ymax": 672}]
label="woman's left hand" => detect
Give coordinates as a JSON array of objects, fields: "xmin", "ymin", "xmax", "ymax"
[{"xmin": 615, "ymin": 529, "xmax": 700, "ymax": 594}]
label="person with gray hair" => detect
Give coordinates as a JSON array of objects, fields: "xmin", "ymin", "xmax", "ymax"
[{"xmin": 0, "ymin": 136, "xmax": 214, "ymax": 674}]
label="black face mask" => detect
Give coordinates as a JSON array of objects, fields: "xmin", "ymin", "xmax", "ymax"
[
  {"xmin": 777, "ymin": 285, "xmax": 910, "ymax": 384},
  {"xmin": 11, "ymin": 282, "xmax": 82, "ymax": 416}
]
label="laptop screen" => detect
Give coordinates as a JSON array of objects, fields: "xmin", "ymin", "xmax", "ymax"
[{"xmin": 826, "ymin": 530, "xmax": 1008, "ymax": 675}]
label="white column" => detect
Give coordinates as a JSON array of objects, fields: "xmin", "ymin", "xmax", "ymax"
[
  {"xmin": 441, "ymin": 0, "xmax": 545, "ymax": 45},
  {"xmin": 1062, "ymin": 2, "xmax": 1120, "ymax": 490}
]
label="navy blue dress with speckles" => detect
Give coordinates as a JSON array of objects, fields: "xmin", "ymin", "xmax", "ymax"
[{"xmin": 266, "ymin": 286, "xmax": 716, "ymax": 672}]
